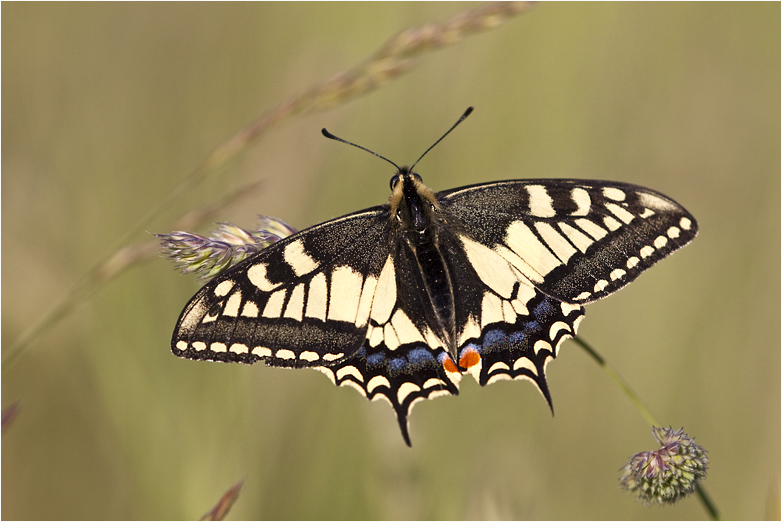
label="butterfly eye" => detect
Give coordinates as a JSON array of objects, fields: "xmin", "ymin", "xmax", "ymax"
[
  {"xmin": 390, "ymin": 175, "xmax": 401, "ymax": 190},
  {"xmin": 412, "ymin": 173, "xmax": 422, "ymax": 183}
]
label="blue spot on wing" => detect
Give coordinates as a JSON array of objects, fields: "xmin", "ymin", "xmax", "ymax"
[
  {"xmin": 463, "ymin": 342, "xmax": 481, "ymax": 354},
  {"xmin": 484, "ymin": 329, "xmax": 506, "ymax": 346},
  {"xmin": 509, "ymin": 331, "xmax": 525, "ymax": 344},
  {"xmin": 407, "ymin": 347, "xmax": 436, "ymax": 365},
  {"xmin": 389, "ymin": 357, "xmax": 406, "ymax": 373},
  {"xmin": 534, "ymin": 299, "xmax": 554, "ymax": 316},
  {"xmin": 366, "ymin": 352, "xmax": 385, "ymax": 369}
]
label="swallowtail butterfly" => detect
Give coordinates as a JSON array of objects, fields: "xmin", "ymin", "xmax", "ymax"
[{"xmin": 171, "ymin": 108, "xmax": 697, "ymax": 445}]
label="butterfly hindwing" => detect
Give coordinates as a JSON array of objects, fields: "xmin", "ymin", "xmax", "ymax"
[{"xmin": 437, "ymin": 227, "xmax": 585, "ymax": 402}]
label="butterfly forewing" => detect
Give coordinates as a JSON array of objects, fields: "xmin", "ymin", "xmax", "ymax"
[
  {"xmin": 173, "ymin": 207, "xmax": 391, "ymax": 367},
  {"xmin": 438, "ymin": 179, "xmax": 698, "ymax": 304}
]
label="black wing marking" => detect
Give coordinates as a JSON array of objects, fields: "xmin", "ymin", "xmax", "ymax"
[
  {"xmin": 172, "ymin": 207, "xmax": 391, "ymax": 367},
  {"xmin": 438, "ymin": 179, "xmax": 698, "ymax": 304}
]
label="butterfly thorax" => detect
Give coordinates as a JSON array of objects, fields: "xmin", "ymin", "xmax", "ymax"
[{"xmin": 388, "ymin": 170, "xmax": 459, "ymax": 362}]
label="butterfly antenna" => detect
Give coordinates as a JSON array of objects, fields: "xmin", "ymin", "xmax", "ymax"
[
  {"xmin": 321, "ymin": 128, "xmax": 401, "ymax": 171},
  {"xmin": 410, "ymin": 106, "xmax": 474, "ymax": 171}
]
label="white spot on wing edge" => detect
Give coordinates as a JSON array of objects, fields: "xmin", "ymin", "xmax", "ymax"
[
  {"xmin": 275, "ymin": 349, "xmax": 295, "ymax": 360},
  {"xmin": 370, "ymin": 393, "xmax": 393, "ymax": 407},
  {"xmin": 560, "ymin": 301, "xmax": 582, "ymax": 316},
  {"xmin": 513, "ymin": 356, "xmax": 538, "ymax": 375},
  {"xmin": 338, "ymin": 379, "xmax": 367, "ymax": 397},
  {"xmin": 423, "ymin": 377, "xmax": 446, "ymax": 389},
  {"xmin": 175, "ymin": 340, "xmax": 188, "ymax": 351},
  {"xmin": 313, "ymin": 366, "xmax": 336, "ymax": 385},
  {"xmin": 574, "ymin": 291, "xmax": 591, "ymax": 301},
  {"xmin": 533, "ymin": 339, "xmax": 552, "ymax": 355},
  {"xmin": 680, "ymin": 217, "xmax": 693, "ymax": 230},
  {"xmin": 210, "ymin": 342, "xmax": 227, "ymax": 353},
  {"xmin": 178, "ymin": 299, "xmax": 208, "ymax": 334},
  {"xmin": 488, "ymin": 361, "xmax": 510, "ymax": 373},
  {"xmin": 638, "ymin": 191, "xmax": 677, "ymax": 212},
  {"xmin": 571, "ymin": 314, "xmax": 585, "ymax": 336},
  {"xmin": 397, "ymin": 382, "xmax": 422, "ymax": 404},
  {"xmin": 485, "ymin": 372, "xmax": 512, "ymax": 385},
  {"xmin": 300, "ymin": 350, "xmax": 319, "ymax": 362},
  {"xmin": 610, "ymin": 268, "xmax": 626, "ymax": 281},
  {"xmin": 252, "ymin": 346, "xmax": 272, "ymax": 358},
  {"xmin": 367, "ymin": 375, "xmax": 391, "ymax": 393},
  {"xmin": 230, "ymin": 343, "xmax": 249, "ymax": 354},
  {"xmin": 549, "ymin": 321, "xmax": 571, "ymax": 339},
  {"xmin": 336, "ymin": 365, "xmax": 364, "ymax": 383}
]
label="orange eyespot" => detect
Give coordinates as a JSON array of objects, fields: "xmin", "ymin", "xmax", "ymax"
[
  {"xmin": 459, "ymin": 348, "xmax": 481, "ymax": 369},
  {"xmin": 441, "ymin": 348, "xmax": 481, "ymax": 373},
  {"xmin": 442, "ymin": 356, "xmax": 459, "ymax": 373}
]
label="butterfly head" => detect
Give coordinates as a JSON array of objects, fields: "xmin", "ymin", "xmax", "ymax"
[
  {"xmin": 388, "ymin": 168, "xmax": 440, "ymax": 234},
  {"xmin": 321, "ymin": 107, "xmax": 473, "ymax": 235}
]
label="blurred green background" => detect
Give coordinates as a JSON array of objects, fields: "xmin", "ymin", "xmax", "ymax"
[{"xmin": 3, "ymin": 3, "xmax": 779, "ymax": 520}]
